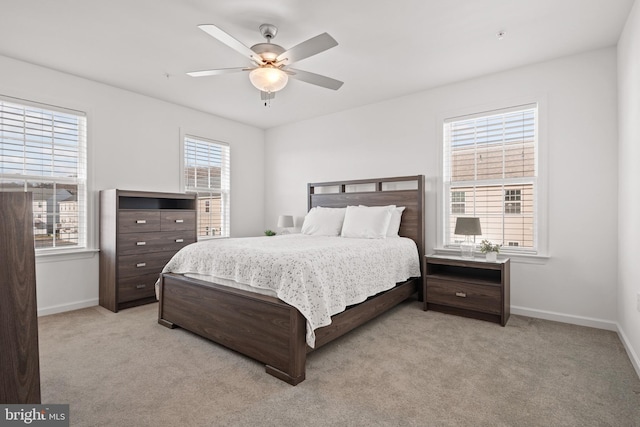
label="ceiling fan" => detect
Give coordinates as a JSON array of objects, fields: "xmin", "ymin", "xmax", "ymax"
[{"xmin": 187, "ymin": 23, "xmax": 343, "ymax": 104}]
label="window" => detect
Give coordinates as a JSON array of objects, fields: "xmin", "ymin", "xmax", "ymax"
[
  {"xmin": 0, "ymin": 96, "xmax": 87, "ymax": 251},
  {"xmin": 183, "ymin": 135, "xmax": 230, "ymax": 238},
  {"xmin": 443, "ymin": 104, "xmax": 537, "ymax": 252}
]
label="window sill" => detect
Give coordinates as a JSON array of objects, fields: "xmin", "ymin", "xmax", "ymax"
[
  {"xmin": 433, "ymin": 247, "xmax": 549, "ymax": 265},
  {"xmin": 36, "ymin": 248, "xmax": 99, "ymax": 263},
  {"xmin": 197, "ymin": 235, "xmax": 228, "ymax": 241}
]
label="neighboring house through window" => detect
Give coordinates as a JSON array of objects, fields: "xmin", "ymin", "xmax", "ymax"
[
  {"xmin": 504, "ymin": 189, "xmax": 522, "ymax": 214},
  {"xmin": 0, "ymin": 96, "xmax": 87, "ymax": 251},
  {"xmin": 183, "ymin": 135, "xmax": 230, "ymax": 238},
  {"xmin": 451, "ymin": 191, "xmax": 466, "ymax": 215},
  {"xmin": 442, "ymin": 104, "xmax": 538, "ymax": 252}
]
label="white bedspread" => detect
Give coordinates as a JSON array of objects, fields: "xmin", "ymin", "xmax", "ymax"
[{"xmin": 160, "ymin": 234, "xmax": 420, "ymax": 347}]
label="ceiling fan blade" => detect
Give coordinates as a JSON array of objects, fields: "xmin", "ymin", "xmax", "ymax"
[
  {"xmin": 187, "ymin": 67, "xmax": 249, "ymax": 77},
  {"xmin": 276, "ymin": 33, "xmax": 338, "ymax": 66},
  {"xmin": 287, "ymin": 68, "xmax": 343, "ymax": 90},
  {"xmin": 198, "ymin": 24, "xmax": 264, "ymax": 65}
]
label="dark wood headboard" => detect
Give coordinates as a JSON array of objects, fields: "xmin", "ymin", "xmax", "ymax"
[{"xmin": 307, "ymin": 175, "xmax": 425, "ymax": 266}]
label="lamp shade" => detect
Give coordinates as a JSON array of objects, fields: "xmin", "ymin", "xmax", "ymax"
[
  {"xmin": 249, "ymin": 66, "xmax": 288, "ymax": 93},
  {"xmin": 277, "ymin": 215, "xmax": 294, "ymax": 228},
  {"xmin": 454, "ymin": 217, "xmax": 482, "ymax": 236}
]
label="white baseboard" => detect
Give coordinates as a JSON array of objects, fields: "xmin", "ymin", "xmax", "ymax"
[
  {"xmin": 512, "ymin": 305, "xmax": 640, "ymax": 379},
  {"xmin": 511, "ymin": 305, "xmax": 618, "ymax": 331},
  {"xmin": 615, "ymin": 324, "xmax": 640, "ymax": 380},
  {"xmin": 37, "ymin": 298, "xmax": 99, "ymax": 317}
]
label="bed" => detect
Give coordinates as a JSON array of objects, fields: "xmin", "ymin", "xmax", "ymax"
[{"xmin": 157, "ymin": 175, "xmax": 425, "ymax": 385}]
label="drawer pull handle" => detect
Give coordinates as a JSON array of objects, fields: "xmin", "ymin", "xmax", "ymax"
[
  {"xmin": 175, "ymin": 238, "xmax": 184, "ymax": 243},
  {"xmin": 136, "ymin": 262, "xmax": 146, "ymax": 268},
  {"xmin": 175, "ymin": 219, "xmax": 184, "ymax": 223},
  {"xmin": 136, "ymin": 241, "xmax": 146, "ymax": 246},
  {"xmin": 455, "ymin": 292, "xmax": 467, "ymax": 298},
  {"xmin": 136, "ymin": 284, "xmax": 146, "ymax": 289},
  {"xmin": 136, "ymin": 220, "xmax": 147, "ymax": 224}
]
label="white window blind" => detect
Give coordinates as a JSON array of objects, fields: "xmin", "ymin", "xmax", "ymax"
[
  {"xmin": 184, "ymin": 135, "xmax": 230, "ymax": 238},
  {"xmin": 443, "ymin": 104, "xmax": 538, "ymax": 253},
  {"xmin": 0, "ymin": 96, "xmax": 87, "ymax": 251}
]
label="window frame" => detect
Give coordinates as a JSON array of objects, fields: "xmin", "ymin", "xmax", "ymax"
[
  {"xmin": 180, "ymin": 131, "xmax": 231, "ymax": 239},
  {"xmin": 0, "ymin": 95, "xmax": 90, "ymax": 255},
  {"xmin": 437, "ymin": 98, "xmax": 548, "ymax": 258}
]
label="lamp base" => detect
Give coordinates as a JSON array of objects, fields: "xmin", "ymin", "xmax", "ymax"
[{"xmin": 460, "ymin": 240, "xmax": 475, "ymax": 259}]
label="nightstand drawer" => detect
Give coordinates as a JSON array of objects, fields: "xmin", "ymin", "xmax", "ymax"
[
  {"xmin": 427, "ymin": 279, "xmax": 501, "ymax": 315},
  {"xmin": 118, "ymin": 274, "xmax": 158, "ymax": 303},
  {"xmin": 119, "ymin": 211, "xmax": 161, "ymax": 233}
]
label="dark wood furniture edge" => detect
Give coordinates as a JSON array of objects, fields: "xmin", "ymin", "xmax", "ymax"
[
  {"xmin": 112, "ymin": 189, "xmax": 199, "ymax": 200},
  {"xmin": 0, "ymin": 192, "xmax": 41, "ymax": 404},
  {"xmin": 502, "ymin": 260, "xmax": 511, "ymax": 326},
  {"xmin": 425, "ymin": 303, "xmax": 503, "ymax": 324},
  {"xmin": 99, "ymin": 189, "xmax": 118, "ymax": 312}
]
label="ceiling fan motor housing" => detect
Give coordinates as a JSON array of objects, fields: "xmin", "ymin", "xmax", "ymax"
[
  {"xmin": 250, "ymin": 43, "xmax": 285, "ymax": 62},
  {"xmin": 259, "ymin": 24, "xmax": 278, "ymax": 41}
]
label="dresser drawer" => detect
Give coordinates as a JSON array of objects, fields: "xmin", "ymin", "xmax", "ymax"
[
  {"xmin": 117, "ymin": 232, "xmax": 195, "ymax": 255},
  {"xmin": 118, "ymin": 251, "xmax": 175, "ymax": 279},
  {"xmin": 427, "ymin": 279, "xmax": 501, "ymax": 315},
  {"xmin": 119, "ymin": 211, "xmax": 161, "ymax": 233},
  {"xmin": 161, "ymin": 211, "xmax": 196, "ymax": 232},
  {"xmin": 118, "ymin": 273, "xmax": 158, "ymax": 303}
]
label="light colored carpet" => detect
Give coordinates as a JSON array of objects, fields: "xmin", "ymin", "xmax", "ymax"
[{"xmin": 37, "ymin": 300, "xmax": 640, "ymax": 426}]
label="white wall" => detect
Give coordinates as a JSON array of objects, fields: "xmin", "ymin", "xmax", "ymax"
[
  {"xmin": 265, "ymin": 48, "xmax": 619, "ymax": 329},
  {"xmin": 0, "ymin": 55, "xmax": 265, "ymax": 315},
  {"xmin": 617, "ymin": 0, "xmax": 640, "ymax": 375}
]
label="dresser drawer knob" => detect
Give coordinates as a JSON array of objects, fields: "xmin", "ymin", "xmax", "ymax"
[
  {"xmin": 175, "ymin": 219, "xmax": 184, "ymax": 223},
  {"xmin": 455, "ymin": 292, "xmax": 467, "ymax": 298},
  {"xmin": 136, "ymin": 241, "xmax": 146, "ymax": 246},
  {"xmin": 136, "ymin": 284, "xmax": 147, "ymax": 289},
  {"xmin": 136, "ymin": 220, "xmax": 147, "ymax": 224},
  {"xmin": 175, "ymin": 238, "xmax": 184, "ymax": 243},
  {"xmin": 136, "ymin": 262, "xmax": 146, "ymax": 268}
]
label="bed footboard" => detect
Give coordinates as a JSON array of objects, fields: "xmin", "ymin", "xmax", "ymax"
[
  {"xmin": 158, "ymin": 273, "xmax": 418, "ymax": 385},
  {"xmin": 158, "ymin": 273, "xmax": 307, "ymax": 385}
]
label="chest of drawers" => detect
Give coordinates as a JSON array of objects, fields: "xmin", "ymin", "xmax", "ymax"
[{"xmin": 99, "ymin": 190, "xmax": 197, "ymax": 312}]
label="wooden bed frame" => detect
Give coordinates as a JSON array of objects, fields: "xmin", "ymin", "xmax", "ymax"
[{"xmin": 157, "ymin": 175, "xmax": 424, "ymax": 385}]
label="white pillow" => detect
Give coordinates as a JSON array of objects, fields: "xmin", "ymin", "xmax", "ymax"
[
  {"xmin": 386, "ymin": 206, "xmax": 406, "ymax": 237},
  {"xmin": 358, "ymin": 205, "xmax": 406, "ymax": 237},
  {"xmin": 341, "ymin": 205, "xmax": 395, "ymax": 239},
  {"xmin": 300, "ymin": 207, "xmax": 346, "ymax": 236}
]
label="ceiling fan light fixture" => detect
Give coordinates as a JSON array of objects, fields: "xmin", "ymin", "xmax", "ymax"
[{"xmin": 249, "ymin": 66, "xmax": 288, "ymax": 93}]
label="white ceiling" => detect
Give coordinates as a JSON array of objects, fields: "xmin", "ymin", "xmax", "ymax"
[{"xmin": 0, "ymin": 0, "xmax": 634, "ymax": 129}]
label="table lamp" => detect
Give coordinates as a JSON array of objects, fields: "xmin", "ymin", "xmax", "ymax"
[
  {"xmin": 277, "ymin": 215, "xmax": 294, "ymax": 234},
  {"xmin": 454, "ymin": 217, "xmax": 482, "ymax": 258}
]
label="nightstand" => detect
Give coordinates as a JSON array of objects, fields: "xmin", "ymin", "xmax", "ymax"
[{"xmin": 424, "ymin": 255, "xmax": 510, "ymax": 326}]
